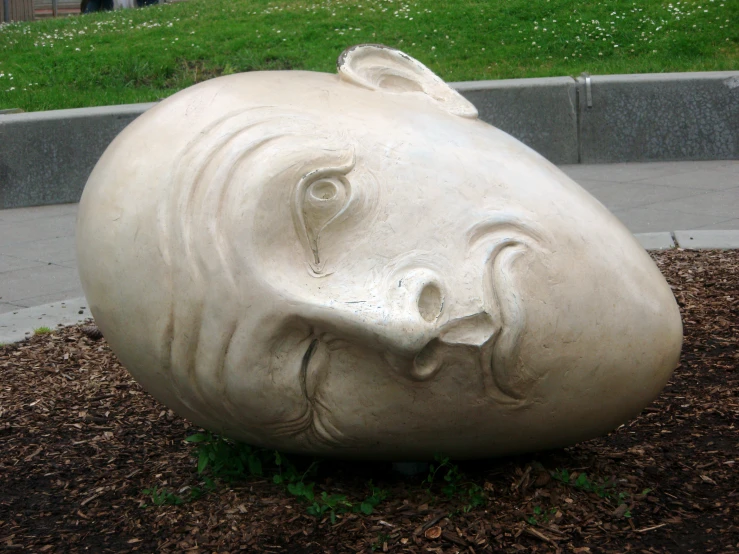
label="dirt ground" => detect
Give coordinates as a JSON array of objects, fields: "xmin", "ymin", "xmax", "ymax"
[{"xmin": 0, "ymin": 249, "xmax": 737, "ymax": 553}]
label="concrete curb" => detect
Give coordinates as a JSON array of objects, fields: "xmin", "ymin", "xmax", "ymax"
[
  {"xmin": 632, "ymin": 230, "xmax": 739, "ymax": 250},
  {"xmin": 633, "ymin": 232, "xmax": 675, "ymax": 250},
  {"xmin": 577, "ymin": 72, "xmax": 739, "ymax": 164},
  {"xmin": 0, "ymin": 297, "xmax": 91, "ymax": 344},
  {"xmin": 1, "ymin": 71, "xmax": 737, "ymax": 210},
  {"xmin": 455, "ymin": 77, "xmax": 578, "ymax": 165},
  {"xmin": 1, "ymin": 230, "xmax": 737, "ymax": 344},
  {"xmin": 0, "ymin": 103, "xmax": 156, "ymax": 210},
  {"xmin": 672, "ymin": 230, "xmax": 739, "ymax": 250}
]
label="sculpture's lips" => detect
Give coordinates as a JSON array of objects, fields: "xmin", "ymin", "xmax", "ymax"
[
  {"xmin": 294, "ymin": 335, "xmax": 348, "ymax": 449},
  {"xmin": 298, "ymin": 334, "xmax": 344, "ymax": 407},
  {"xmin": 300, "ymin": 337, "xmax": 329, "ymax": 405},
  {"xmin": 300, "ymin": 338, "xmax": 320, "ymax": 400}
]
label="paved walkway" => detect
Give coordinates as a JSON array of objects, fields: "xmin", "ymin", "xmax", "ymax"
[
  {"xmin": 561, "ymin": 160, "xmax": 739, "ymax": 231},
  {"xmin": 0, "ymin": 160, "xmax": 737, "ymax": 318}
]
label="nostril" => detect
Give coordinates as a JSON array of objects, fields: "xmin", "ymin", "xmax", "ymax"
[
  {"xmin": 417, "ymin": 283, "xmax": 443, "ymax": 322},
  {"xmin": 411, "ymin": 338, "xmax": 444, "ymax": 381}
]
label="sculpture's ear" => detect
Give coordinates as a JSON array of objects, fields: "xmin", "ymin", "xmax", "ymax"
[{"xmin": 337, "ymin": 44, "xmax": 478, "ymax": 119}]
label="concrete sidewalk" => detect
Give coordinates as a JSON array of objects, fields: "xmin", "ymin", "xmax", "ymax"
[{"xmin": 0, "ymin": 160, "xmax": 737, "ymax": 318}]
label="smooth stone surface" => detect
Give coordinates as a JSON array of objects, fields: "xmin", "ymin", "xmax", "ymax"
[
  {"xmin": 674, "ymin": 230, "xmax": 739, "ymax": 249},
  {"xmin": 77, "ymin": 45, "xmax": 683, "ymax": 460},
  {"xmin": 0, "ymin": 297, "xmax": 90, "ymax": 344},
  {"xmin": 577, "ymin": 71, "xmax": 739, "ymax": 163}
]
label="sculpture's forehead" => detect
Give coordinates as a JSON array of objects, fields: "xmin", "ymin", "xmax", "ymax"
[
  {"xmin": 350, "ymin": 123, "xmax": 566, "ymax": 220},
  {"xmin": 159, "ymin": 69, "xmax": 580, "ymax": 268},
  {"xmin": 152, "ymin": 70, "xmax": 535, "ymax": 193},
  {"xmin": 171, "ymin": 70, "xmax": 473, "ymax": 137}
]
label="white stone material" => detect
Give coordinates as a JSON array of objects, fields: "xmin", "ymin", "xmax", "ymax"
[{"xmin": 76, "ymin": 45, "xmax": 683, "ymax": 459}]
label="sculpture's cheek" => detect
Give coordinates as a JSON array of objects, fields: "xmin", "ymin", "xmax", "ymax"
[{"xmin": 509, "ymin": 242, "xmax": 682, "ymax": 439}]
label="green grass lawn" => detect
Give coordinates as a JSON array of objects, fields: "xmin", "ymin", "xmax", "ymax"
[{"xmin": 1, "ymin": 0, "xmax": 737, "ymax": 112}]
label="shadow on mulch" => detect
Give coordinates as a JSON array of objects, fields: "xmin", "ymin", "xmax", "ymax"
[{"xmin": 0, "ymin": 250, "xmax": 737, "ymax": 553}]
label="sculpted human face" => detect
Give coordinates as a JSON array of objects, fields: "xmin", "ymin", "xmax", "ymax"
[{"xmin": 77, "ymin": 46, "xmax": 682, "ymax": 459}]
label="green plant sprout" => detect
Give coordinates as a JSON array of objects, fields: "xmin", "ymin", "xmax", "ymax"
[
  {"xmin": 551, "ymin": 469, "xmax": 652, "ymax": 517},
  {"xmin": 425, "ymin": 454, "xmax": 487, "ymax": 512},
  {"xmin": 527, "ymin": 504, "xmax": 559, "ymax": 525},
  {"xmin": 141, "ymin": 431, "xmax": 388, "ymax": 523}
]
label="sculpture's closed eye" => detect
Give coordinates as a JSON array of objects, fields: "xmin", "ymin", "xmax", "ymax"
[
  {"xmin": 302, "ymin": 176, "xmax": 349, "ymax": 265},
  {"xmin": 293, "ymin": 159, "xmax": 355, "ymax": 273}
]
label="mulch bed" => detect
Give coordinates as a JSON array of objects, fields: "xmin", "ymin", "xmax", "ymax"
[{"xmin": 0, "ymin": 249, "xmax": 737, "ymax": 553}]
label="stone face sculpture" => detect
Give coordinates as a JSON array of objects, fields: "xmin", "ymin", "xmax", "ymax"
[{"xmin": 77, "ymin": 45, "xmax": 683, "ymax": 460}]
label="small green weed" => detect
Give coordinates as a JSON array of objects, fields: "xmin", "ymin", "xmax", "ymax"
[
  {"xmin": 186, "ymin": 431, "xmax": 268, "ymax": 481},
  {"xmin": 425, "ymin": 454, "xmax": 487, "ymax": 512},
  {"xmin": 140, "ymin": 482, "xmax": 211, "ymax": 507},
  {"xmin": 527, "ymin": 504, "xmax": 558, "ymax": 525},
  {"xmin": 371, "ymin": 532, "xmax": 391, "ymax": 551},
  {"xmin": 305, "ymin": 492, "xmax": 352, "ymax": 523},
  {"xmin": 33, "ymin": 326, "xmax": 52, "ymax": 335},
  {"xmin": 141, "ymin": 486, "xmax": 185, "ymax": 506},
  {"xmin": 142, "ymin": 431, "xmax": 389, "ymax": 523},
  {"xmin": 552, "ymin": 469, "xmax": 613, "ymax": 498},
  {"xmin": 288, "ymin": 478, "xmax": 387, "ymax": 523},
  {"xmin": 551, "ymin": 469, "xmax": 652, "ymax": 517}
]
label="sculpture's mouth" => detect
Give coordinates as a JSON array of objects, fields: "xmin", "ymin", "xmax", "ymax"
[
  {"xmin": 300, "ymin": 338, "xmax": 320, "ymax": 401},
  {"xmin": 274, "ymin": 333, "xmax": 346, "ymax": 449},
  {"xmin": 298, "ymin": 332, "xmax": 351, "ymax": 402}
]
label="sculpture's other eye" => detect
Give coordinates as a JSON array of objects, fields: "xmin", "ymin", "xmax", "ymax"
[
  {"xmin": 303, "ymin": 177, "xmax": 348, "ymax": 237},
  {"xmin": 294, "ymin": 170, "xmax": 352, "ymax": 272}
]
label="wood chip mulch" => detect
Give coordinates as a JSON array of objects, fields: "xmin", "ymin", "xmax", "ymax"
[{"xmin": 0, "ymin": 249, "xmax": 737, "ymax": 553}]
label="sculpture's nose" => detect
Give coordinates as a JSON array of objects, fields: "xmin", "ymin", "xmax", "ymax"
[
  {"xmin": 303, "ymin": 257, "xmax": 503, "ymax": 381},
  {"xmin": 391, "ymin": 262, "xmax": 496, "ymax": 344},
  {"xmin": 412, "ymin": 281, "xmax": 496, "ymax": 339},
  {"xmin": 415, "ymin": 282, "xmax": 444, "ymax": 322},
  {"xmin": 410, "ymin": 312, "xmax": 498, "ymax": 380},
  {"xmin": 366, "ymin": 258, "xmax": 503, "ymax": 381},
  {"xmin": 436, "ymin": 312, "xmax": 498, "ymax": 347}
]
